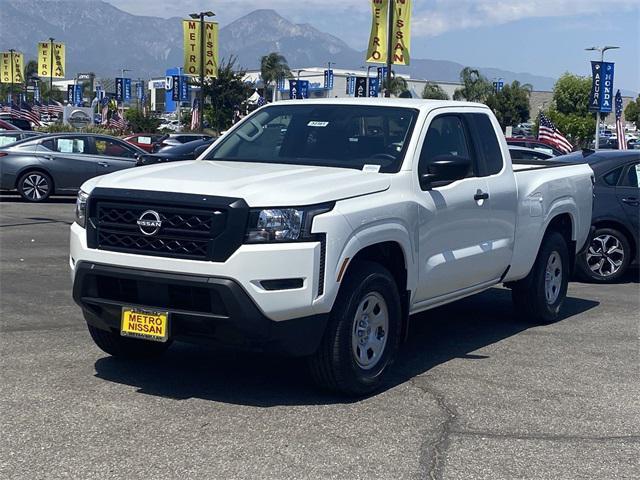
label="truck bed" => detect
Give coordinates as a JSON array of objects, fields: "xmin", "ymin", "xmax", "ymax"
[{"xmin": 511, "ymin": 159, "xmax": 584, "ymax": 172}]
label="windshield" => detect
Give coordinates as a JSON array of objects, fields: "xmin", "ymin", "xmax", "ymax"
[{"xmin": 205, "ymin": 104, "xmax": 418, "ymax": 173}]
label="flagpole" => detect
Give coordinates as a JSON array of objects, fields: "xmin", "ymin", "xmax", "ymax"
[
  {"xmin": 9, "ymin": 49, "xmax": 15, "ymax": 104},
  {"xmin": 49, "ymin": 38, "xmax": 54, "ymax": 106},
  {"xmin": 385, "ymin": 1, "xmax": 394, "ymax": 98}
]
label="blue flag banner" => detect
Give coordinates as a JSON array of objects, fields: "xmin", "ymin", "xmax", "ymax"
[
  {"xmin": 368, "ymin": 77, "xmax": 379, "ymax": 97},
  {"xmin": 355, "ymin": 77, "xmax": 367, "ymax": 98},
  {"xmin": 277, "ymin": 77, "xmax": 286, "ymax": 92},
  {"xmin": 67, "ymin": 85, "xmax": 74, "ymax": 104},
  {"xmin": 115, "ymin": 77, "xmax": 123, "ymax": 101},
  {"xmin": 346, "ymin": 76, "xmax": 356, "ymax": 95},
  {"xmin": 124, "ymin": 78, "xmax": 132, "ymax": 101},
  {"xmin": 136, "ymin": 82, "xmax": 143, "ymax": 100},
  {"xmin": 299, "ymin": 80, "xmax": 309, "ymax": 99},
  {"xmin": 289, "ymin": 79, "xmax": 298, "ymax": 99},
  {"xmin": 589, "ymin": 61, "xmax": 615, "ymax": 113},
  {"xmin": 493, "ymin": 81, "xmax": 504, "ymax": 93},
  {"xmin": 74, "ymin": 84, "xmax": 83, "ymax": 106},
  {"xmin": 323, "ymin": 69, "xmax": 334, "ymax": 89},
  {"xmin": 34, "ymin": 85, "xmax": 40, "ymax": 103},
  {"xmin": 377, "ymin": 67, "xmax": 388, "ymax": 85},
  {"xmin": 180, "ymin": 76, "xmax": 189, "ymax": 102},
  {"xmin": 172, "ymin": 75, "xmax": 180, "ymax": 102}
]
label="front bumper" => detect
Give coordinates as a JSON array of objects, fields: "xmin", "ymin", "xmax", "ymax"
[{"xmin": 73, "ymin": 262, "xmax": 329, "ymax": 356}]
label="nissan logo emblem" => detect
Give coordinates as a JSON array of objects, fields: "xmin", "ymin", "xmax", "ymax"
[{"xmin": 136, "ymin": 210, "xmax": 162, "ymax": 236}]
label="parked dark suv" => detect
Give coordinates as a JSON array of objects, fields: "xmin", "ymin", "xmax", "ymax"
[{"xmin": 560, "ymin": 150, "xmax": 639, "ymax": 282}]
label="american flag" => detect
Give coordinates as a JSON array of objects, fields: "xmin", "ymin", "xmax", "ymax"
[
  {"xmin": 100, "ymin": 97, "xmax": 109, "ymax": 126},
  {"xmin": 19, "ymin": 102, "xmax": 42, "ymax": 127},
  {"xmin": 538, "ymin": 112, "xmax": 573, "ymax": 154},
  {"xmin": 108, "ymin": 111, "xmax": 128, "ymax": 131},
  {"xmin": 257, "ymin": 96, "xmax": 267, "ymax": 107},
  {"xmin": 615, "ymin": 90, "xmax": 627, "ymax": 151},
  {"xmin": 46, "ymin": 100, "xmax": 63, "ymax": 118},
  {"xmin": 190, "ymin": 98, "xmax": 200, "ymax": 131}
]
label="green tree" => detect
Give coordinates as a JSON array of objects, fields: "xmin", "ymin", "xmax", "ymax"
[
  {"xmin": 202, "ymin": 56, "xmax": 253, "ymax": 132},
  {"xmin": 624, "ymin": 95, "xmax": 640, "ymax": 128},
  {"xmin": 421, "ymin": 82, "xmax": 449, "ymax": 100},
  {"xmin": 540, "ymin": 73, "xmax": 595, "ymax": 148},
  {"xmin": 124, "ymin": 109, "xmax": 162, "ymax": 133},
  {"xmin": 383, "ymin": 75, "xmax": 408, "ymax": 96},
  {"xmin": 485, "ymin": 80, "xmax": 532, "ymax": 128},
  {"xmin": 452, "ymin": 67, "xmax": 493, "ymax": 103},
  {"xmin": 260, "ymin": 52, "xmax": 291, "ymax": 102},
  {"xmin": 25, "ymin": 60, "xmax": 38, "ymax": 82}
]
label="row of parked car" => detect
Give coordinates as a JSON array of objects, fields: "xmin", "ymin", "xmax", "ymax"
[{"xmin": 0, "ymin": 127, "xmax": 637, "ymax": 283}]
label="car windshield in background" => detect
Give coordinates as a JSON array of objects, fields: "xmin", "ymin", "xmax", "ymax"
[{"xmin": 205, "ymin": 104, "xmax": 418, "ymax": 173}]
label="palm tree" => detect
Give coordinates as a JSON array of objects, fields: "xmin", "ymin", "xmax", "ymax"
[
  {"xmin": 260, "ymin": 53, "xmax": 291, "ymax": 102},
  {"xmin": 453, "ymin": 67, "xmax": 493, "ymax": 103},
  {"xmin": 383, "ymin": 75, "xmax": 408, "ymax": 97},
  {"xmin": 25, "ymin": 60, "xmax": 38, "ymax": 82}
]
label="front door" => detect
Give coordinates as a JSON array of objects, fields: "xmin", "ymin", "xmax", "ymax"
[
  {"xmin": 36, "ymin": 136, "xmax": 96, "ymax": 190},
  {"xmin": 616, "ymin": 162, "xmax": 639, "ymax": 232},
  {"xmin": 414, "ymin": 112, "xmax": 498, "ymax": 303}
]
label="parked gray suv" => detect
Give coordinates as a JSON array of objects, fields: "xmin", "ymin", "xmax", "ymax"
[{"xmin": 0, "ymin": 133, "xmax": 145, "ymax": 201}]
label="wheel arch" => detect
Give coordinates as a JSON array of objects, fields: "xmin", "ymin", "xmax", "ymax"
[
  {"xmin": 15, "ymin": 166, "xmax": 56, "ymax": 194},
  {"xmin": 545, "ymin": 212, "xmax": 576, "ymax": 272}
]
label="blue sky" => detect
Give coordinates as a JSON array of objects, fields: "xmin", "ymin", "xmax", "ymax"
[{"xmin": 108, "ymin": 0, "xmax": 639, "ymax": 92}]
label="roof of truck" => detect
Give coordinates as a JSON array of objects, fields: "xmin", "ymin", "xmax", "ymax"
[{"xmin": 272, "ymin": 98, "xmax": 489, "ymax": 111}]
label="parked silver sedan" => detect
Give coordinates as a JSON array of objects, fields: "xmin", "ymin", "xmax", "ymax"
[{"xmin": 0, "ymin": 133, "xmax": 146, "ymax": 201}]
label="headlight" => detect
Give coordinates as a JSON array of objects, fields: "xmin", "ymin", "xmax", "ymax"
[
  {"xmin": 75, "ymin": 190, "xmax": 89, "ymax": 228},
  {"xmin": 245, "ymin": 205, "xmax": 332, "ymax": 243}
]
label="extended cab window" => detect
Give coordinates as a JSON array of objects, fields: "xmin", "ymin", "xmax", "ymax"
[
  {"xmin": 466, "ymin": 113, "xmax": 504, "ymax": 175},
  {"xmin": 418, "ymin": 115, "xmax": 473, "ymax": 177},
  {"xmin": 205, "ymin": 104, "xmax": 418, "ymax": 173}
]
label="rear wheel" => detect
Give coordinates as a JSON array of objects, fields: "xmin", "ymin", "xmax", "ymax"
[
  {"xmin": 512, "ymin": 231, "xmax": 570, "ymax": 324},
  {"xmin": 87, "ymin": 322, "xmax": 171, "ymax": 358},
  {"xmin": 17, "ymin": 171, "xmax": 52, "ymax": 202},
  {"xmin": 308, "ymin": 261, "xmax": 402, "ymax": 396},
  {"xmin": 576, "ymin": 228, "xmax": 631, "ymax": 283}
]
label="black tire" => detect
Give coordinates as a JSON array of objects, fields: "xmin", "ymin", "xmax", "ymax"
[
  {"xmin": 17, "ymin": 170, "xmax": 53, "ymax": 202},
  {"xmin": 512, "ymin": 231, "xmax": 570, "ymax": 325},
  {"xmin": 575, "ymin": 227, "xmax": 631, "ymax": 283},
  {"xmin": 87, "ymin": 322, "xmax": 171, "ymax": 358},
  {"xmin": 308, "ymin": 260, "xmax": 402, "ymax": 396}
]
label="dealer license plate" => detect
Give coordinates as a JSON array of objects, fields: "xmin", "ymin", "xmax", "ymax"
[{"xmin": 121, "ymin": 307, "xmax": 169, "ymax": 342}]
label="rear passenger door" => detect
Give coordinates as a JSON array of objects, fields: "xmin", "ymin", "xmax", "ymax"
[
  {"xmin": 465, "ymin": 112, "xmax": 518, "ymax": 274},
  {"xmin": 616, "ymin": 162, "xmax": 639, "ymax": 233},
  {"xmin": 92, "ymin": 136, "xmax": 139, "ymax": 175}
]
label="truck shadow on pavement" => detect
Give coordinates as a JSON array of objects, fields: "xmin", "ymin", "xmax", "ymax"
[{"xmin": 93, "ymin": 288, "xmax": 599, "ymax": 406}]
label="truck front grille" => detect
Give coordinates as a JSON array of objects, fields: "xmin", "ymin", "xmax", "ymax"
[{"xmin": 85, "ymin": 189, "xmax": 249, "ymax": 262}]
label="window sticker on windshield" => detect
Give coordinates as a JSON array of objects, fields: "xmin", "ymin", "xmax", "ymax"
[
  {"xmin": 362, "ymin": 164, "xmax": 381, "ymax": 173},
  {"xmin": 307, "ymin": 121, "xmax": 329, "ymax": 127}
]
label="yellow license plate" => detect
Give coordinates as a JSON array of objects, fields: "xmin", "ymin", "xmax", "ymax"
[{"xmin": 121, "ymin": 308, "xmax": 169, "ymax": 342}]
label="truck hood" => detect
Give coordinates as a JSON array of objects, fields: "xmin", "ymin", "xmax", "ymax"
[{"xmin": 82, "ymin": 160, "xmax": 391, "ymax": 206}]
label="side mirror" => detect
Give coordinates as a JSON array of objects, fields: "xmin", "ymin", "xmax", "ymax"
[{"xmin": 420, "ymin": 154, "xmax": 472, "ymax": 190}]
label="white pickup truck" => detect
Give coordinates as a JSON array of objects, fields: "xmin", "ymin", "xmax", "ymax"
[{"xmin": 70, "ymin": 99, "xmax": 593, "ymax": 395}]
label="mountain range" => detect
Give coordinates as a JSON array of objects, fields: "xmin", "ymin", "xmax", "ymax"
[{"xmin": 0, "ymin": 0, "xmax": 563, "ymax": 91}]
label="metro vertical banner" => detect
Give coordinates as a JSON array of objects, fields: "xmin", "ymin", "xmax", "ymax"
[
  {"xmin": 1, "ymin": 52, "xmax": 24, "ymax": 83},
  {"xmin": 38, "ymin": 42, "xmax": 66, "ymax": 78},
  {"xmin": 183, "ymin": 20, "xmax": 219, "ymax": 78},
  {"xmin": 391, "ymin": 0, "xmax": 412, "ymax": 65},
  {"xmin": 366, "ymin": 0, "xmax": 389, "ymax": 63}
]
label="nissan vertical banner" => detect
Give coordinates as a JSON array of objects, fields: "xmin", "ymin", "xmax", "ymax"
[
  {"xmin": 588, "ymin": 61, "xmax": 615, "ymax": 113},
  {"xmin": 391, "ymin": 0, "xmax": 412, "ymax": 65},
  {"xmin": 183, "ymin": 20, "xmax": 219, "ymax": 78},
  {"xmin": 366, "ymin": 0, "xmax": 389, "ymax": 63},
  {"xmin": 37, "ymin": 41, "xmax": 65, "ymax": 78}
]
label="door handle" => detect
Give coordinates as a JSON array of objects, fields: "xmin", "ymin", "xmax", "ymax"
[
  {"xmin": 474, "ymin": 191, "xmax": 489, "ymax": 201},
  {"xmin": 44, "ymin": 155, "xmax": 53, "ymax": 161},
  {"xmin": 98, "ymin": 161, "xmax": 109, "ymax": 168},
  {"xmin": 622, "ymin": 197, "xmax": 639, "ymax": 206}
]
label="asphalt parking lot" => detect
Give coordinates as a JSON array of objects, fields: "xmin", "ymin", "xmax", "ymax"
[{"xmin": 1, "ymin": 193, "xmax": 639, "ymax": 480}]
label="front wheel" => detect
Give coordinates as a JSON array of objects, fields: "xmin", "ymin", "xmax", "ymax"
[
  {"xmin": 575, "ymin": 228, "xmax": 631, "ymax": 283},
  {"xmin": 308, "ymin": 261, "xmax": 402, "ymax": 396},
  {"xmin": 512, "ymin": 231, "xmax": 570, "ymax": 324}
]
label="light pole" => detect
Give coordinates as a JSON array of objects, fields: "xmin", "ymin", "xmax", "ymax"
[
  {"xmin": 48, "ymin": 37, "xmax": 54, "ymax": 105},
  {"xmin": 9, "ymin": 49, "xmax": 15, "ymax": 104},
  {"xmin": 585, "ymin": 45, "xmax": 620, "ymax": 150},
  {"xmin": 190, "ymin": 10, "xmax": 215, "ymax": 132}
]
